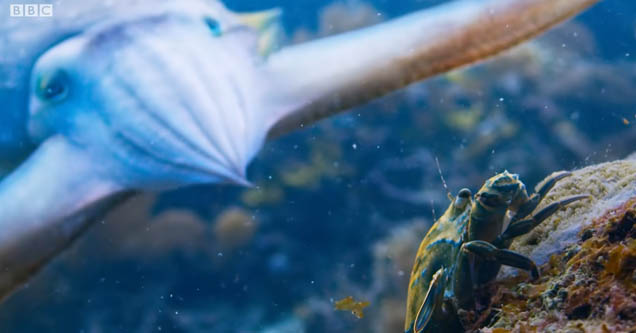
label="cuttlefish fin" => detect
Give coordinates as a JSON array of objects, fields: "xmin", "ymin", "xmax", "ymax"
[
  {"xmin": 0, "ymin": 136, "xmax": 124, "ymax": 301},
  {"xmin": 237, "ymin": 8, "xmax": 283, "ymax": 56},
  {"xmin": 264, "ymin": 0, "xmax": 600, "ymax": 138}
]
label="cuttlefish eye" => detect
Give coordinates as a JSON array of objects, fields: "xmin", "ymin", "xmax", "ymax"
[
  {"xmin": 204, "ymin": 17, "xmax": 222, "ymax": 36},
  {"xmin": 36, "ymin": 69, "xmax": 70, "ymax": 102}
]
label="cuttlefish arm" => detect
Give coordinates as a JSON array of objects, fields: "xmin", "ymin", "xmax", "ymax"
[
  {"xmin": 0, "ymin": 136, "xmax": 131, "ymax": 298},
  {"xmin": 266, "ymin": 0, "xmax": 600, "ymax": 138}
]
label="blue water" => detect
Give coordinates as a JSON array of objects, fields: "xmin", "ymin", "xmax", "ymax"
[{"xmin": 1, "ymin": 0, "xmax": 635, "ymax": 332}]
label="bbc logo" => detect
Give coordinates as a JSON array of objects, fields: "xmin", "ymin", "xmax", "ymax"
[{"xmin": 10, "ymin": 4, "xmax": 53, "ymax": 17}]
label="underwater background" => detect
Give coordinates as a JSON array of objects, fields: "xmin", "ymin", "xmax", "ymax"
[{"xmin": 1, "ymin": 0, "xmax": 636, "ymax": 332}]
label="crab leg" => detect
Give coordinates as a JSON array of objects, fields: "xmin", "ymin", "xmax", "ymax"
[
  {"xmin": 454, "ymin": 240, "xmax": 539, "ymax": 310},
  {"xmin": 511, "ymin": 171, "xmax": 573, "ymax": 223},
  {"xmin": 496, "ymin": 194, "xmax": 590, "ymax": 247},
  {"xmin": 535, "ymin": 171, "xmax": 572, "ymax": 198},
  {"xmin": 462, "ymin": 240, "xmax": 539, "ymax": 280}
]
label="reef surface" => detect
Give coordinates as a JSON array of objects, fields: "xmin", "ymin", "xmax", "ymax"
[{"xmin": 478, "ymin": 156, "xmax": 636, "ymax": 332}]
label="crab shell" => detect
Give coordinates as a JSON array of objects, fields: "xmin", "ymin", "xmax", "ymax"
[{"xmin": 0, "ymin": 0, "xmax": 599, "ymax": 300}]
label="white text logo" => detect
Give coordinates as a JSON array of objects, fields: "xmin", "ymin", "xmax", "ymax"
[{"xmin": 10, "ymin": 4, "xmax": 53, "ymax": 17}]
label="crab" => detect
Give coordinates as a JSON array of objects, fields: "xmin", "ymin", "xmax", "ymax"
[{"xmin": 404, "ymin": 171, "xmax": 589, "ymax": 333}]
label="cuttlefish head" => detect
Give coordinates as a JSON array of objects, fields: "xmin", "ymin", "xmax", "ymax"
[
  {"xmin": 0, "ymin": 12, "xmax": 271, "ymax": 299},
  {"xmin": 29, "ymin": 13, "xmax": 266, "ymax": 189}
]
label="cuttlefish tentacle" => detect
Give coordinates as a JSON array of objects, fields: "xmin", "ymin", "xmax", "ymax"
[
  {"xmin": 0, "ymin": 0, "xmax": 599, "ymax": 301},
  {"xmin": 265, "ymin": 0, "xmax": 600, "ymax": 138}
]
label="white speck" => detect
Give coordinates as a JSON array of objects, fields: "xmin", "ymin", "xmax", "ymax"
[
  {"xmin": 268, "ymin": 175, "xmax": 272, "ymax": 180},
  {"xmin": 377, "ymin": 145, "xmax": 381, "ymax": 149},
  {"xmin": 218, "ymin": 252, "xmax": 223, "ymax": 257},
  {"xmin": 169, "ymin": 293, "xmax": 173, "ymax": 298},
  {"xmin": 352, "ymin": 143, "xmax": 357, "ymax": 150},
  {"xmin": 491, "ymin": 149, "xmax": 496, "ymax": 155},
  {"xmin": 626, "ymin": 53, "xmax": 631, "ymax": 57},
  {"xmin": 398, "ymin": 270, "xmax": 405, "ymax": 276},
  {"xmin": 310, "ymin": 280, "xmax": 315, "ymax": 284},
  {"xmin": 175, "ymin": 311, "xmax": 179, "ymax": 315},
  {"xmin": 499, "ymin": 97, "xmax": 504, "ymax": 102}
]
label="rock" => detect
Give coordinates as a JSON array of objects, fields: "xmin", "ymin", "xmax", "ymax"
[
  {"xmin": 479, "ymin": 157, "xmax": 636, "ymax": 332},
  {"xmin": 508, "ymin": 158, "xmax": 636, "ymax": 268}
]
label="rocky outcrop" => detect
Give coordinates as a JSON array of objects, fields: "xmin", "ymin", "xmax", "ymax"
[{"xmin": 479, "ymin": 157, "xmax": 636, "ymax": 332}]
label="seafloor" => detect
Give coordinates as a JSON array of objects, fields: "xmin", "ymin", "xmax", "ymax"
[{"xmin": 1, "ymin": 0, "xmax": 635, "ymax": 332}]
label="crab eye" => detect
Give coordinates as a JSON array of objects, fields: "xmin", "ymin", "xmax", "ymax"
[
  {"xmin": 37, "ymin": 70, "xmax": 69, "ymax": 102},
  {"xmin": 458, "ymin": 188, "xmax": 471, "ymax": 199}
]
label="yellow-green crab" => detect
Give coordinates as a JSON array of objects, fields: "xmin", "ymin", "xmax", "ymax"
[{"xmin": 404, "ymin": 171, "xmax": 589, "ymax": 333}]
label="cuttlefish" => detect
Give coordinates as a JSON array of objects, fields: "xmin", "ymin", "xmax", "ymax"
[{"xmin": 0, "ymin": 0, "xmax": 599, "ymax": 301}]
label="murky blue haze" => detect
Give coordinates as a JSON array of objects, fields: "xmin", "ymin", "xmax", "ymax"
[{"xmin": 0, "ymin": 0, "xmax": 635, "ymax": 332}]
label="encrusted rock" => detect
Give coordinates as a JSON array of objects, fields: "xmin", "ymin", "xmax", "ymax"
[{"xmin": 479, "ymin": 157, "xmax": 636, "ymax": 332}]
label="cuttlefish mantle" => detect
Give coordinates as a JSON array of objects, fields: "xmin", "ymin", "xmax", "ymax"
[{"xmin": 0, "ymin": 0, "xmax": 600, "ymax": 301}]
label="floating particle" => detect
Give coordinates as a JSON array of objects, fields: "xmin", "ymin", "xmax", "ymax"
[
  {"xmin": 334, "ymin": 296, "xmax": 370, "ymax": 319},
  {"xmin": 622, "ymin": 117, "xmax": 630, "ymax": 125}
]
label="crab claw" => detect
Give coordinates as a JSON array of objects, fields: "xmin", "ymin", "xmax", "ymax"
[
  {"xmin": 501, "ymin": 194, "xmax": 590, "ymax": 242},
  {"xmin": 413, "ymin": 268, "xmax": 448, "ymax": 333}
]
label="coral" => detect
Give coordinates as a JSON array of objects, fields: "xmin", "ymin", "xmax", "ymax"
[
  {"xmin": 291, "ymin": 0, "xmax": 382, "ymax": 43},
  {"xmin": 316, "ymin": 0, "xmax": 382, "ymax": 36},
  {"xmin": 241, "ymin": 185, "xmax": 285, "ymax": 206},
  {"xmin": 476, "ymin": 158, "xmax": 636, "ymax": 332},
  {"xmin": 278, "ymin": 142, "xmax": 353, "ymax": 189},
  {"xmin": 213, "ymin": 207, "xmax": 258, "ymax": 251},
  {"xmin": 366, "ymin": 220, "xmax": 430, "ymax": 333}
]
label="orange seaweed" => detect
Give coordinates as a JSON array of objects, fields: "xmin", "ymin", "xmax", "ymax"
[{"xmin": 334, "ymin": 296, "xmax": 370, "ymax": 319}]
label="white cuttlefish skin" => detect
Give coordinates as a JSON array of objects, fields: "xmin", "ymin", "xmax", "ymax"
[
  {"xmin": 28, "ymin": 10, "xmax": 265, "ymax": 188},
  {"xmin": 0, "ymin": 0, "xmax": 600, "ymax": 301}
]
